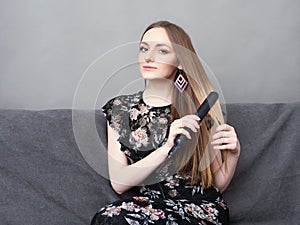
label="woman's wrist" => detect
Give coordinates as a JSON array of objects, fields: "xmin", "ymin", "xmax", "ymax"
[{"xmin": 159, "ymin": 144, "xmax": 172, "ymax": 157}]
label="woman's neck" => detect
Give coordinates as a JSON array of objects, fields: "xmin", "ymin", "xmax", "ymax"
[{"xmin": 143, "ymin": 79, "xmax": 173, "ymax": 107}]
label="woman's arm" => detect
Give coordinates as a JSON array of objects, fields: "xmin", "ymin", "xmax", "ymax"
[
  {"xmin": 210, "ymin": 124, "xmax": 240, "ymax": 193},
  {"xmin": 107, "ymin": 114, "xmax": 200, "ymax": 195},
  {"xmin": 108, "ymin": 122, "xmax": 171, "ymax": 194}
]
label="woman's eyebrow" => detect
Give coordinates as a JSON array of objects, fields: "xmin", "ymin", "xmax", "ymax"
[
  {"xmin": 140, "ymin": 41, "xmax": 149, "ymax": 46},
  {"xmin": 156, "ymin": 43, "xmax": 171, "ymax": 49},
  {"xmin": 140, "ymin": 41, "xmax": 171, "ymax": 49}
]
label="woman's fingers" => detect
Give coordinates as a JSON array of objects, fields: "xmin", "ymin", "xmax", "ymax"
[
  {"xmin": 212, "ymin": 124, "xmax": 236, "ymax": 139},
  {"xmin": 166, "ymin": 115, "xmax": 200, "ymax": 148},
  {"xmin": 211, "ymin": 137, "xmax": 233, "ymax": 145},
  {"xmin": 211, "ymin": 124, "xmax": 239, "ymax": 153},
  {"xmin": 170, "ymin": 123, "xmax": 190, "ymax": 138},
  {"xmin": 172, "ymin": 115, "xmax": 200, "ymax": 131},
  {"xmin": 180, "ymin": 118, "xmax": 200, "ymax": 132},
  {"xmin": 212, "ymin": 130, "xmax": 236, "ymax": 141},
  {"xmin": 214, "ymin": 124, "xmax": 235, "ymax": 134},
  {"xmin": 179, "ymin": 128, "xmax": 192, "ymax": 139}
]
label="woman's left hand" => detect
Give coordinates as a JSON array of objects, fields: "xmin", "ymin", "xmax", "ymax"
[{"xmin": 211, "ymin": 124, "xmax": 240, "ymax": 157}]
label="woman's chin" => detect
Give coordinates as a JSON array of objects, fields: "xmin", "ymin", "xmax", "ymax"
[{"xmin": 141, "ymin": 73, "xmax": 173, "ymax": 81}]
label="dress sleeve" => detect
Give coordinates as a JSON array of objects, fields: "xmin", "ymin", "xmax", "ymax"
[
  {"xmin": 101, "ymin": 97, "xmax": 115, "ymax": 125},
  {"xmin": 101, "ymin": 96, "xmax": 126, "ymax": 136}
]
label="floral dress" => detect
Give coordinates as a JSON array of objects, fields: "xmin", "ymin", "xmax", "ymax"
[{"xmin": 90, "ymin": 90, "xmax": 229, "ymax": 225}]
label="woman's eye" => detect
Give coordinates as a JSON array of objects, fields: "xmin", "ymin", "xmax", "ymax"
[
  {"xmin": 139, "ymin": 46, "xmax": 148, "ymax": 53},
  {"xmin": 159, "ymin": 49, "xmax": 169, "ymax": 55}
]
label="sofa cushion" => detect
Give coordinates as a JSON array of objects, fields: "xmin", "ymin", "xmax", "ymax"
[{"xmin": 0, "ymin": 102, "xmax": 299, "ymax": 224}]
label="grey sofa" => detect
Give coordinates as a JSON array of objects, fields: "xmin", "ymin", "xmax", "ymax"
[{"xmin": 0, "ymin": 103, "xmax": 299, "ymax": 225}]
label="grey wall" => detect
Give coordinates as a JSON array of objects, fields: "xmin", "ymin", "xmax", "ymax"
[{"xmin": 0, "ymin": 0, "xmax": 299, "ymax": 109}]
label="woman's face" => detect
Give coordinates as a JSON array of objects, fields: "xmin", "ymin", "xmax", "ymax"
[{"xmin": 138, "ymin": 27, "xmax": 179, "ymax": 81}]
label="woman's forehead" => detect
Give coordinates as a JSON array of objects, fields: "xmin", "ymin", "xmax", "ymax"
[{"xmin": 141, "ymin": 27, "xmax": 172, "ymax": 45}]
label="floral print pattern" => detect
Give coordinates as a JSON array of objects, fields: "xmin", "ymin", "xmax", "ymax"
[
  {"xmin": 91, "ymin": 91, "xmax": 229, "ymax": 225},
  {"xmin": 101, "ymin": 91, "xmax": 172, "ymax": 163}
]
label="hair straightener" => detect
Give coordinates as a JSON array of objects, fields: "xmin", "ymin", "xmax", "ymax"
[{"xmin": 167, "ymin": 91, "xmax": 219, "ymax": 158}]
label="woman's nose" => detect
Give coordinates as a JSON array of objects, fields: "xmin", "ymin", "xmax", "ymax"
[{"xmin": 144, "ymin": 50, "xmax": 155, "ymax": 62}]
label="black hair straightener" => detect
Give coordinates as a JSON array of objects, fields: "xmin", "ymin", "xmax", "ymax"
[{"xmin": 167, "ymin": 91, "xmax": 219, "ymax": 158}]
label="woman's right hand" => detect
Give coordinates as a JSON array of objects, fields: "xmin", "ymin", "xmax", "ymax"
[{"xmin": 164, "ymin": 114, "xmax": 201, "ymax": 149}]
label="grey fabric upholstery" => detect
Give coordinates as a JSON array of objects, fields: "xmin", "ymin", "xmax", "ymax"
[{"xmin": 0, "ymin": 103, "xmax": 299, "ymax": 224}]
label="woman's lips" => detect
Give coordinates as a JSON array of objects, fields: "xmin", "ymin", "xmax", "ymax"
[{"xmin": 143, "ymin": 65, "xmax": 157, "ymax": 70}]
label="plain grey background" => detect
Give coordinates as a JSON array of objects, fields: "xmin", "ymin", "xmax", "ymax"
[{"xmin": 0, "ymin": 0, "xmax": 299, "ymax": 109}]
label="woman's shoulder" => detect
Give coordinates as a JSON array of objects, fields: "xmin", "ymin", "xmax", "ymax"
[
  {"xmin": 101, "ymin": 90, "xmax": 143, "ymax": 116},
  {"xmin": 112, "ymin": 91, "xmax": 142, "ymax": 105},
  {"xmin": 103, "ymin": 91, "xmax": 142, "ymax": 108},
  {"xmin": 101, "ymin": 91, "xmax": 143, "ymax": 133}
]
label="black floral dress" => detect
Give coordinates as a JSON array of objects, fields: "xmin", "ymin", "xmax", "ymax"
[{"xmin": 91, "ymin": 91, "xmax": 229, "ymax": 225}]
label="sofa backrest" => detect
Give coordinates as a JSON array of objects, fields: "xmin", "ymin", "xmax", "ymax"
[{"xmin": 0, "ymin": 102, "xmax": 299, "ymax": 224}]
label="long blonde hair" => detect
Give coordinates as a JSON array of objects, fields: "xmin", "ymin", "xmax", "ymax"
[{"xmin": 141, "ymin": 21, "xmax": 227, "ymax": 188}]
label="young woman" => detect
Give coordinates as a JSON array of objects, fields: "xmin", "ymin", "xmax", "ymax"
[{"xmin": 91, "ymin": 20, "xmax": 240, "ymax": 225}]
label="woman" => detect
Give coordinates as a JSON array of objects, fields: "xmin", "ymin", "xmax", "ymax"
[{"xmin": 91, "ymin": 20, "xmax": 240, "ymax": 225}]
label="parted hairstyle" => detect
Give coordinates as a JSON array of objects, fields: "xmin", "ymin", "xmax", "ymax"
[{"xmin": 140, "ymin": 20, "xmax": 228, "ymax": 188}]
